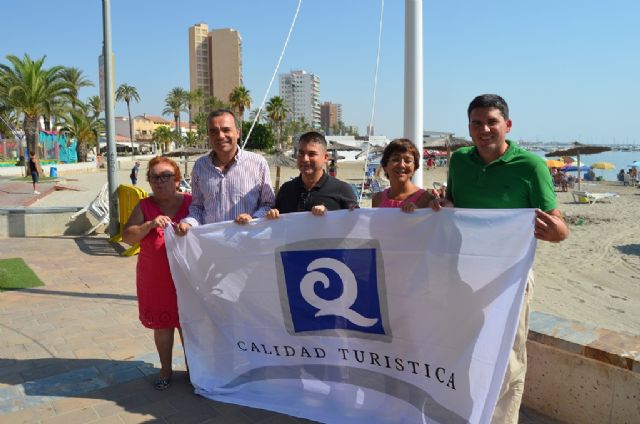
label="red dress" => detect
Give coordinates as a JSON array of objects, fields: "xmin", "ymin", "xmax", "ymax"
[{"xmin": 136, "ymin": 194, "xmax": 192, "ymax": 329}]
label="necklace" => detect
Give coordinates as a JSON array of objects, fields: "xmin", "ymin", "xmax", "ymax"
[{"xmin": 211, "ymin": 153, "xmax": 234, "ymax": 169}]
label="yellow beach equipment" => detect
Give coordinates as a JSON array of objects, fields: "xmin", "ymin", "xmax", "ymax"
[
  {"xmin": 546, "ymin": 159, "xmax": 565, "ymax": 168},
  {"xmin": 590, "ymin": 162, "xmax": 615, "ymax": 170}
]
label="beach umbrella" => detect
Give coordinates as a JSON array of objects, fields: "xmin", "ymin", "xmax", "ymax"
[
  {"xmin": 545, "ymin": 142, "xmax": 611, "ymax": 191},
  {"xmin": 162, "ymin": 147, "xmax": 210, "ymax": 158},
  {"xmin": 590, "ymin": 161, "xmax": 615, "ymax": 179},
  {"xmin": 591, "ymin": 162, "xmax": 615, "ymax": 170},
  {"xmin": 561, "ymin": 164, "xmax": 590, "ymax": 172},
  {"xmin": 546, "ymin": 159, "xmax": 565, "ymax": 168},
  {"xmin": 426, "ymin": 150, "xmax": 448, "ymax": 157},
  {"xmin": 327, "ymin": 141, "xmax": 362, "ymax": 152},
  {"xmin": 423, "ymin": 135, "xmax": 473, "ymax": 179},
  {"xmin": 423, "ymin": 136, "xmax": 473, "ymax": 152},
  {"xmin": 262, "ymin": 150, "xmax": 297, "ymax": 192},
  {"xmin": 628, "ymin": 160, "xmax": 640, "ymax": 168}
]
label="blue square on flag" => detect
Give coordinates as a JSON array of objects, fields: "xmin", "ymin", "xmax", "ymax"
[{"xmin": 280, "ymin": 248, "xmax": 386, "ymax": 335}]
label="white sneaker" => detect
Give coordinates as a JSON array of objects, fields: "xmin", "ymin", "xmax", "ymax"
[{"xmin": 33, "ymin": 190, "xmax": 40, "ymax": 194}]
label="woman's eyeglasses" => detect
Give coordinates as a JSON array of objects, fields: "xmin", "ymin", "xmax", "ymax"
[{"xmin": 149, "ymin": 173, "xmax": 175, "ymax": 183}]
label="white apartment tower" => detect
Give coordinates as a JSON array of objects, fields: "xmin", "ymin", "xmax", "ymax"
[
  {"xmin": 189, "ymin": 24, "xmax": 242, "ymax": 114},
  {"xmin": 279, "ymin": 70, "xmax": 320, "ymax": 128}
]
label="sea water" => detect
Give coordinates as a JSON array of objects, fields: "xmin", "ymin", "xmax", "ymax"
[{"xmin": 532, "ymin": 150, "xmax": 640, "ymax": 182}]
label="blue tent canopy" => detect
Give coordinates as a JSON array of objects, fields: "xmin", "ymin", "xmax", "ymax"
[{"xmin": 562, "ymin": 164, "xmax": 590, "ymax": 172}]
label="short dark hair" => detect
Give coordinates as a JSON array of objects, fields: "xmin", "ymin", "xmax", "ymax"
[
  {"xmin": 298, "ymin": 131, "xmax": 327, "ymax": 149},
  {"xmin": 380, "ymin": 138, "xmax": 420, "ymax": 170},
  {"xmin": 207, "ymin": 109, "xmax": 239, "ymax": 130},
  {"xmin": 467, "ymin": 94, "xmax": 509, "ymax": 120}
]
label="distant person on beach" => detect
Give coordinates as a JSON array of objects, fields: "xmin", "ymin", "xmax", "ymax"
[
  {"xmin": 552, "ymin": 169, "xmax": 568, "ymax": 192},
  {"xmin": 175, "ymin": 109, "xmax": 274, "ymax": 235},
  {"xmin": 328, "ymin": 158, "xmax": 337, "ymax": 177},
  {"xmin": 630, "ymin": 167, "xmax": 638, "ymax": 185},
  {"xmin": 123, "ymin": 157, "xmax": 192, "ymax": 391},
  {"xmin": 426, "ymin": 155, "xmax": 435, "ymax": 169},
  {"xmin": 28, "ymin": 151, "xmax": 40, "ymax": 194},
  {"xmin": 371, "ymin": 138, "xmax": 433, "ymax": 212},
  {"xmin": 431, "ymin": 94, "xmax": 569, "ymax": 424},
  {"xmin": 130, "ymin": 161, "xmax": 140, "ymax": 185},
  {"xmin": 617, "ymin": 169, "xmax": 625, "ymax": 182},
  {"xmin": 266, "ymin": 131, "xmax": 357, "ymax": 218}
]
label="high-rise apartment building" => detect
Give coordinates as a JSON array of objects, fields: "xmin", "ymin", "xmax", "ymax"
[
  {"xmin": 188, "ymin": 23, "xmax": 210, "ymax": 103},
  {"xmin": 366, "ymin": 125, "xmax": 375, "ymax": 136},
  {"xmin": 279, "ymin": 70, "xmax": 320, "ymax": 128},
  {"xmin": 320, "ymin": 102, "xmax": 342, "ymax": 134},
  {"xmin": 189, "ymin": 24, "xmax": 242, "ymax": 114}
]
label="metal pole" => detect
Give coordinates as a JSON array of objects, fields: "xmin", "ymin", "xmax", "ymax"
[
  {"xmin": 404, "ymin": 0, "xmax": 423, "ymax": 187},
  {"xmin": 102, "ymin": 0, "xmax": 119, "ymax": 237}
]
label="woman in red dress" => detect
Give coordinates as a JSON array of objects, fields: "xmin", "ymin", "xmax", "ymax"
[{"xmin": 123, "ymin": 157, "xmax": 192, "ymax": 390}]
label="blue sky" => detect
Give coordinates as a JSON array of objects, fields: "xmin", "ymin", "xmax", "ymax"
[{"xmin": 1, "ymin": 0, "xmax": 639, "ymax": 144}]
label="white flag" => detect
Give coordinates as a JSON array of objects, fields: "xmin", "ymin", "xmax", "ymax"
[{"xmin": 166, "ymin": 208, "xmax": 536, "ymax": 424}]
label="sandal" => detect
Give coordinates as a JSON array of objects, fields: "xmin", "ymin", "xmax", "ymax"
[{"xmin": 154, "ymin": 376, "xmax": 171, "ymax": 391}]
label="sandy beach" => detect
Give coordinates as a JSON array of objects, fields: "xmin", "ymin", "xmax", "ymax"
[{"xmin": 34, "ymin": 158, "xmax": 640, "ymax": 337}]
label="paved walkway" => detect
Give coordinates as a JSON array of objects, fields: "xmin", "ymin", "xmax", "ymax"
[
  {"xmin": 0, "ymin": 166, "xmax": 559, "ymax": 423},
  {"xmin": 0, "ymin": 236, "xmax": 315, "ymax": 424},
  {"xmin": 0, "ymin": 178, "xmax": 57, "ymax": 208},
  {"xmin": 0, "ymin": 166, "xmax": 152, "ymax": 211}
]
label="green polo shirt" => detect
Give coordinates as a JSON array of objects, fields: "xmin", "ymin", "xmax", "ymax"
[{"xmin": 447, "ymin": 140, "xmax": 557, "ymax": 211}]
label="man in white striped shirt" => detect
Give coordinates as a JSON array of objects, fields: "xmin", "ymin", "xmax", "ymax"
[{"xmin": 176, "ymin": 109, "xmax": 275, "ymax": 235}]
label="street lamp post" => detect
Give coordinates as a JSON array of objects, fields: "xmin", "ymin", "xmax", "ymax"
[
  {"xmin": 102, "ymin": 0, "xmax": 119, "ymax": 237},
  {"xmin": 404, "ymin": 0, "xmax": 424, "ymax": 188}
]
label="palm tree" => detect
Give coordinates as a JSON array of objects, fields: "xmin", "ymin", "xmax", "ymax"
[
  {"xmin": 0, "ymin": 54, "xmax": 69, "ymax": 155},
  {"xmin": 86, "ymin": 95, "xmax": 102, "ymax": 120},
  {"xmin": 153, "ymin": 125, "xmax": 173, "ymax": 154},
  {"xmin": 204, "ymin": 95, "xmax": 229, "ymax": 112},
  {"xmin": 59, "ymin": 103, "xmax": 103, "ymax": 162},
  {"xmin": 41, "ymin": 96, "xmax": 67, "ymax": 131},
  {"xmin": 185, "ymin": 89, "xmax": 203, "ymax": 134},
  {"xmin": 192, "ymin": 112, "xmax": 209, "ymax": 148},
  {"xmin": 248, "ymin": 108, "xmax": 264, "ymax": 124},
  {"xmin": 61, "ymin": 67, "xmax": 94, "ymax": 106},
  {"xmin": 229, "ymin": 86, "xmax": 251, "ymax": 126},
  {"xmin": 183, "ymin": 131, "xmax": 198, "ymax": 147},
  {"xmin": 266, "ymin": 96, "xmax": 288, "ymax": 149},
  {"xmin": 285, "ymin": 117, "xmax": 312, "ymax": 140},
  {"xmin": 163, "ymin": 87, "xmax": 187, "ymax": 148},
  {"xmin": 115, "ymin": 83, "xmax": 140, "ymax": 155},
  {"xmin": 0, "ymin": 106, "xmax": 19, "ymax": 139}
]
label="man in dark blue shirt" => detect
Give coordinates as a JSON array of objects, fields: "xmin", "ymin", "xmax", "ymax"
[{"xmin": 266, "ymin": 131, "xmax": 357, "ymax": 218}]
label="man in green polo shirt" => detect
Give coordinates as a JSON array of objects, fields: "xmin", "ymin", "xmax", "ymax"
[{"xmin": 433, "ymin": 94, "xmax": 569, "ymax": 423}]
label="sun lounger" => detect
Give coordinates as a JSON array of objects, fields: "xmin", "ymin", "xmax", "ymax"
[
  {"xmin": 571, "ymin": 191, "xmax": 619, "ymax": 205},
  {"xmin": 69, "ymin": 183, "xmax": 110, "ymax": 234}
]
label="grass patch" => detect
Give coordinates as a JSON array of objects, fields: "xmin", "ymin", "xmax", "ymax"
[{"xmin": 0, "ymin": 258, "xmax": 44, "ymax": 291}]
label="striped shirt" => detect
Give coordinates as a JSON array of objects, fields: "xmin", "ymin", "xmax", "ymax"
[{"xmin": 182, "ymin": 149, "xmax": 275, "ymax": 226}]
